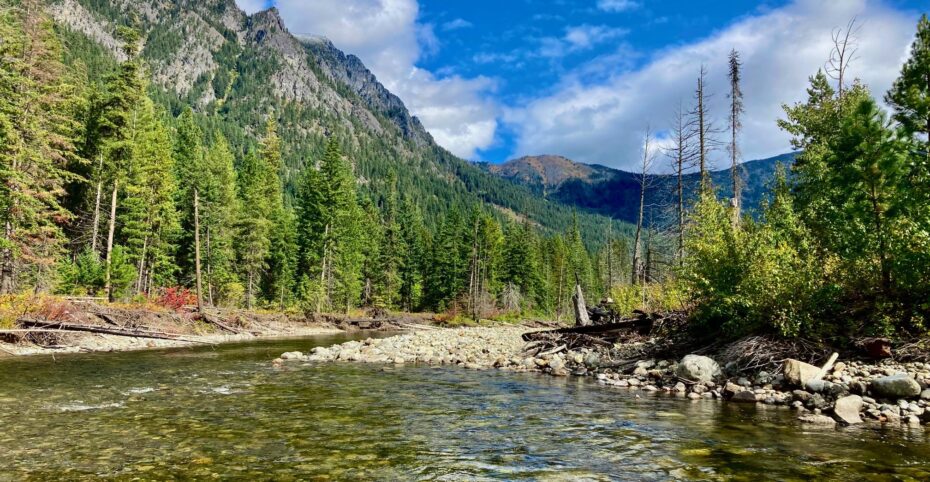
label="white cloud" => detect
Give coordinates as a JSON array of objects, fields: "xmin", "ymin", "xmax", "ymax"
[
  {"xmin": 235, "ymin": 0, "xmax": 267, "ymax": 15},
  {"xmin": 272, "ymin": 0, "xmax": 498, "ymax": 159},
  {"xmin": 442, "ymin": 18, "xmax": 473, "ymax": 31},
  {"xmin": 597, "ymin": 0, "xmax": 640, "ymax": 13},
  {"xmin": 509, "ymin": 0, "xmax": 918, "ymax": 171}
]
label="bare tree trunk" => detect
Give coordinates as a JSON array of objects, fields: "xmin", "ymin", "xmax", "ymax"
[
  {"xmin": 246, "ymin": 269, "xmax": 254, "ymax": 310},
  {"xmin": 632, "ymin": 128, "xmax": 653, "ymax": 285},
  {"xmin": 104, "ymin": 181, "xmax": 118, "ymax": 303},
  {"xmin": 729, "ymin": 49, "xmax": 744, "ymax": 227},
  {"xmin": 572, "ymin": 283, "xmax": 591, "ymax": 327},
  {"xmin": 0, "ymin": 219, "xmax": 14, "ymax": 295},
  {"xmin": 91, "ymin": 183, "xmax": 102, "ymax": 255},
  {"xmin": 696, "ymin": 66, "xmax": 710, "ymax": 191},
  {"xmin": 205, "ymin": 227, "xmax": 213, "ymax": 306},
  {"xmin": 194, "ymin": 189, "xmax": 203, "ymax": 312},
  {"xmin": 135, "ymin": 236, "xmax": 148, "ymax": 294},
  {"xmin": 317, "ymin": 224, "xmax": 330, "ymax": 314}
]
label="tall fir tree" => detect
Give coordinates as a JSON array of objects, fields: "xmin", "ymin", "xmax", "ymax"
[{"xmin": 0, "ymin": 1, "xmax": 82, "ymax": 292}]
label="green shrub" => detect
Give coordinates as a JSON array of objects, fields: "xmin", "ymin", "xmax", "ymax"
[{"xmin": 681, "ymin": 170, "xmax": 832, "ymax": 338}]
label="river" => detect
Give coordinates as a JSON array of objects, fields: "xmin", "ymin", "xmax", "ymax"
[{"xmin": 1, "ymin": 334, "xmax": 929, "ymax": 480}]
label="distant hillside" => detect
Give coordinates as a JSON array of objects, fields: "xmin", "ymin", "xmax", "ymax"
[
  {"xmin": 47, "ymin": 0, "xmax": 622, "ymax": 247},
  {"xmin": 482, "ymin": 153, "xmax": 797, "ymax": 224}
]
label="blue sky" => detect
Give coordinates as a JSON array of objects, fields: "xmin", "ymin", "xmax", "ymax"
[{"xmin": 237, "ymin": 0, "xmax": 926, "ymax": 171}]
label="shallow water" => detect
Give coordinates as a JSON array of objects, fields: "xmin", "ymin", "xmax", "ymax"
[{"xmin": 1, "ymin": 335, "xmax": 929, "ymax": 481}]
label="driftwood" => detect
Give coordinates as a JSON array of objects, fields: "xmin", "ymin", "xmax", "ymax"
[
  {"xmin": 523, "ymin": 316, "xmax": 654, "ymax": 343},
  {"xmin": 16, "ymin": 319, "xmax": 192, "ymax": 342},
  {"xmin": 572, "ymin": 284, "xmax": 591, "ymax": 327},
  {"xmin": 198, "ymin": 312, "xmax": 243, "ymax": 334}
]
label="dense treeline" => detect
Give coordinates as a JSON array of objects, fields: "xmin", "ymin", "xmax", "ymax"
[
  {"xmin": 1, "ymin": 1, "xmax": 632, "ymax": 318},
  {"xmin": 680, "ymin": 15, "xmax": 930, "ymax": 339}
]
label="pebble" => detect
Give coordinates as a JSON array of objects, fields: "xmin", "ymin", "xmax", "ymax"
[{"xmin": 273, "ymin": 327, "xmax": 930, "ymax": 428}]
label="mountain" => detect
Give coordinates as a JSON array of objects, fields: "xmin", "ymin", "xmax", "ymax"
[
  {"xmin": 47, "ymin": 0, "xmax": 620, "ymax": 245},
  {"xmin": 482, "ymin": 153, "xmax": 796, "ymax": 224}
]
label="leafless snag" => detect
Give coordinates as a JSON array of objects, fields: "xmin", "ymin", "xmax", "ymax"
[{"xmin": 825, "ymin": 17, "xmax": 861, "ymax": 98}]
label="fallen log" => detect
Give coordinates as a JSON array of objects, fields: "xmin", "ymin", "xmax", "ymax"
[
  {"xmin": 522, "ymin": 316, "xmax": 654, "ymax": 342},
  {"xmin": 16, "ymin": 319, "xmax": 193, "ymax": 342},
  {"xmin": 198, "ymin": 312, "xmax": 242, "ymax": 334}
]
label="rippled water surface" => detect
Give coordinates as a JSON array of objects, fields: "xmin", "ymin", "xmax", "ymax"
[{"xmin": 1, "ymin": 334, "xmax": 930, "ymax": 480}]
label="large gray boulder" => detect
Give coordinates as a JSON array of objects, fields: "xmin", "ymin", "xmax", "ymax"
[
  {"xmin": 676, "ymin": 355, "xmax": 722, "ymax": 383},
  {"xmin": 870, "ymin": 374, "xmax": 922, "ymax": 399},
  {"xmin": 832, "ymin": 395, "xmax": 863, "ymax": 425},
  {"xmin": 783, "ymin": 359, "xmax": 821, "ymax": 387}
]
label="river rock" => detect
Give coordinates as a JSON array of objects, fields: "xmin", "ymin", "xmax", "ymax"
[
  {"xmin": 870, "ymin": 374, "xmax": 922, "ymax": 399},
  {"xmin": 832, "ymin": 395, "xmax": 863, "ymax": 425},
  {"xmin": 676, "ymin": 355, "xmax": 722, "ymax": 383},
  {"xmin": 730, "ymin": 391, "xmax": 758, "ymax": 403},
  {"xmin": 783, "ymin": 359, "xmax": 820, "ymax": 387},
  {"xmin": 798, "ymin": 414, "xmax": 837, "ymax": 426}
]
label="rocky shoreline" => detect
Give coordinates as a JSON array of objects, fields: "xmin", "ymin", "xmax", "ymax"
[{"xmin": 277, "ymin": 327, "xmax": 930, "ymax": 428}]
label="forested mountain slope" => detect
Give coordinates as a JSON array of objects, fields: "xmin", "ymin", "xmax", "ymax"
[
  {"xmin": 483, "ymin": 153, "xmax": 796, "ymax": 224},
  {"xmin": 48, "ymin": 0, "xmax": 618, "ymax": 243}
]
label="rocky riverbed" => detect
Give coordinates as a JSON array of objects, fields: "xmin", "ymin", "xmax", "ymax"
[{"xmin": 276, "ymin": 327, "xmax": 930, "ymax": 428}]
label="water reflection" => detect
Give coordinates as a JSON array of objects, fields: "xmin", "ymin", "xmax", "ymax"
[{"xmin": 0, "ymin": 335, "xmax": 928, "ymax": 480}]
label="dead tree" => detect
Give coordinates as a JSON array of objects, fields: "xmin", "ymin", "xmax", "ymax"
[
  {"xmin": 572, "ymin": 281, "xmax": 591, "ymax": 327},
  {"xmin": 728, "ymin": 49, "xmax": 744, "ymax": 226},
  {"xmin": 104, "ymin": 181, "xmax": 118, "ymax": 302},
  {"xmin": 631, "ymin": 127, "xmax": 656, "ymax": 285},
  {"xmin": 826, "ymin": 17, "xmax": 861, "ymax": 98},
  {"xmin": 665, "ymin": 101, "xmax": 698, "ymax": 266}
]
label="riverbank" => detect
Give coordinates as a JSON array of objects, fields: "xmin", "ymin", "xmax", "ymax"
[
  {"xmin": 0, "ymin": 297, "xmax": 352, "ymax": 357},
  {"xmin": 279, "ymin": 326, "xmax": 930, "ymax": 429}
]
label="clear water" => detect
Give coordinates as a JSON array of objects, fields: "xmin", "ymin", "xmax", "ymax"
[{"xmin": 1, "ymin": 334, "xmax": 929, "ymax": 481}]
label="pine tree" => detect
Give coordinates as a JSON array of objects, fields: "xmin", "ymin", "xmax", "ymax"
[
  {"xmin": 0, "ymin": 1, "xmax": 82, "ymax": 292},
  {"xmin": 397, "ymin": 197, "xmax": 426, "ymax": 311},
  {"xmin": 201, "ymin": 133, "xmax": 239, "ymax": 305},
  {"xmin": 236, "ymin": 148, "xmax": 272, "ymax": 309},
  {"xmin": 886, "ymin": 14, "xmax": 930, "ymax": 157},
  {"xmin": 120, "ymin": 95, "xmax": 180, "ymax": 294},
  {"xmin": 296, "ymin": 138, "xmax": 363, "ymax": 313}
]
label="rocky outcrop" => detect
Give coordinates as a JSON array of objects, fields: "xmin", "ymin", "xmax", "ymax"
[
  {"xmin": 303, "ymin": 36, "xmax": 431, "ymax": 146},
  {"xmin": 47, "ymin": 0, "xmax": 126, "ymax": 61}
]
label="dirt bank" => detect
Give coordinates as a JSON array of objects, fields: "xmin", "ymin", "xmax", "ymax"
[{"xmin": 0, "ymin": 298, "xmax": 349, "ymax": 357}]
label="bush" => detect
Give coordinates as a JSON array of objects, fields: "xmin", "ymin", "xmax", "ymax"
[
  {"xmin": 681, "ymin": 171, "xmax": 832, "ymax": 338},
  {"xmin": 609, "ymin": 283, "xmax": 686, "ymax": 318}
]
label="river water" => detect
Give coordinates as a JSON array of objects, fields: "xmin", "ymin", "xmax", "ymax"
[{"xmin": 1, "ymin": 334, "xmax": 929, "ymax": 480}]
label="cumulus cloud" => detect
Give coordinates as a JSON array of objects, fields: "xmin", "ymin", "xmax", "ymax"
[
  {"xmin": 272, "ymin": 0, "xmax": 498, "ymax": 159},
  {"xmin": 597, "ymin": 0, "xmax": 640, "ymax": 13},
  {"xmin": 508, "ymin": 0, "xmax": 918, "ymax": 171},
  {"xmin": 235, "ymin": 0, "xmax": 267, "ymax": 15}
]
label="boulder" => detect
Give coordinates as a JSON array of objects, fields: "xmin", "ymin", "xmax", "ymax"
[
  {"xmin": 730, "ymin": 391, "xmax": 758, "ymax": 403},
  {"xmin": 832, "ymin": 395, "xmax": 863, "ymax": 425},
  {"xmin": 676, "ymin": 355, "xmax": 722, "ymax": 383},
  {"xmin": 783, "ymin": 359, "xmax": 821, "ymax": 387},
  {"xmin": 870, "ymin": 374, "xmax": 922, "ymax": 399}
]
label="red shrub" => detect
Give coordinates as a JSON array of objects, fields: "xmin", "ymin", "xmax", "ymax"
[{"xmin": 157, "ymin": 287, "xmax": 197, "ymax": 311}]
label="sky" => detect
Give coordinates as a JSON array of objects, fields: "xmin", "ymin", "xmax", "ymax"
[{"xmin": 235, "ymin": 0, "xmax": 926, "ymax": 171}]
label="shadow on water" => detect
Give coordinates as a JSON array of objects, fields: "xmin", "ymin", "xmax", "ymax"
[{"xmin": 0, "ymin": 334, "xmax": 929, "ymax": 480}]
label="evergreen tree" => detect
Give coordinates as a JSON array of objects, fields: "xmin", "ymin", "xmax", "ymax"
[
  {"xmin": 201, "ymin": 133, "xmax": 239, "ymax": 305},
  {"xmin": 236, "ymin": 148, "xmax": 272, "ymax": 308},
  {"xmin": 886, "ymin": 14, "xmax": 930, "ymax": 155},
  {"xmin": 0, "ymin": 2, "xmax": 82, "ymax": 292},
  {"xmin": 120, "ymin": 95, "xmax": 180, "ymax": 293},
  {"xmin": 397, "ymin": 197, "xmax": 426, "ymax": 311}
]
